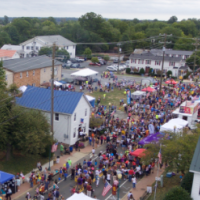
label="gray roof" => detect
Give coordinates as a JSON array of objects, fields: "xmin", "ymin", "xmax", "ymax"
[
  {"xmin": 151, "ymin": 49, "xmax": 193, "ymax": 56},
  {"xmin": 3, "ymin": 55, "xmax": 62, "ymax": 73},
  {"xmin": 130, "ymin": 52, "xmax": 182, "ymax": 62},
  {"xmin": 21, "ymin": 35, "xmax": 76, "ymax": 47},
  {"xmin": 190, "ymin": 137, "xmax": 200, "ymax": 173}
]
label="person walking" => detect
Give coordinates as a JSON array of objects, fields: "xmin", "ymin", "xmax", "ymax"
[
  {"xmin": 132, "ymin": 176, "xmax": 136, "ymax": 189},
  {"xmin": 6, "ymin": 187, "xmax": 12, "ymax": 200}
]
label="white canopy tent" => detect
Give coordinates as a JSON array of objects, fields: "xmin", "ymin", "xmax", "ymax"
[
  {"xmin": 54, "ymin": 81, "xmax": 62, "ymax": 86},
  {"xmin": 66, "ymin": 192, "xmax": 96, "ymax": 200},
  {"xmin": 71, "ymin": 68, "xmax": 98, "ymax": 77},
  {"xmin": 131, "ymin": 91, "xmax": 146, "ymax": 99},
  {"xmin": 160, "ymin": 118, "xmax": 188, "ymax": 133},
  {"xmin": 85, "ymin": 95, "xmax": 95, "ymax": 101},
  {"xmin": 19, "ymin": 85, "xmax": 27, "ymax": 93}
]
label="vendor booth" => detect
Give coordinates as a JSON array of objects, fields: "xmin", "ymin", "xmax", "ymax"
[
  {"xmin": 131, "ymin": 91, "xmax": 146, "ymax": 99},
  {"xmin": 138, "ymin": 132, "xmax": 164, "ymax": 145},
  {"xmin": 66, "ymin": 192, "xmax": 96, "ymax": 200},
  {"xmin": 71, "ymin": 68, "xmax": 98, "ymax": 77},
  {"xmin": 130, "ymin": 149, "xmax": 146, "ymax": 157},
  {"xmin": 160, "ymin": 118, "xmax": 189, "ymax": 133},
  {"xmin": 0, "ymin": 171, "xmax": 16, "ymax": 194},
  {"xmin": 141, "ymin": 87, "xmax": 156, "ymax": 92},
  {"xmin": 85, "ymin": 95, "xmax": 95, "ymax": 107}
]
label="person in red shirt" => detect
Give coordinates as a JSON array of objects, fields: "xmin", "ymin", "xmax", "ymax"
[{"xmin": 128, "ymin": 168, "xmax": 134, "ymax": 182}]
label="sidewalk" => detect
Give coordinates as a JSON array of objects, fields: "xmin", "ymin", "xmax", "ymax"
[
  {"xmin": 121, "ymin": 166, "xmax": 164, "ymax": 200},
  {"xmin": 12, "ymin": 145, "xmax": 96, "ymax": 200}
]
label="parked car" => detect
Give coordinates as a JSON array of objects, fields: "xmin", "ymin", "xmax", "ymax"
[
  {"xmin": 71, "ymin": 63, "xmax": 80, "ymax": 68},
  {"xmin": 89, "ymin": 62, "xmax": 101, "ymax": 66},
  {"xmin": 113, "ymin": 59, "xmax": 119, "ymax": 63},
  {"xmin": 107, "ymin": 66, "xmax": 117, "ymax": 72},
  {"xmin": 70, "ymin": 58, "xmax": 78, "ymax": 63},
  {"xmin": 76, "ymin": 57, "xmax": 85, "ymax": 62}
]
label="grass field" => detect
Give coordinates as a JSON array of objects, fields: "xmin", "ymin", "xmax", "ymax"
[
  {"xmin": 0, "ymin": 151, "xmax": 49, "ymax": 175},
  {"xmin": 147, "ymin": 172, "xmax": 181, "ymax": 200},
  {"xmin": 86, "ymin": 88, "xmax": 135, "ymax": 110}
]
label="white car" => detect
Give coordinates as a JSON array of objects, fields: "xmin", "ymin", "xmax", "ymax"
[{"xmin": 107, "ymin": 66, "xmax": 117, "ymax": 71}]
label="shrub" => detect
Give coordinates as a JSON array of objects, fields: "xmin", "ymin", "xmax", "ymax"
[
  {"xmin": 91, "ymin": 57, "xmax": 99, "ymax": 63},
  {"xmin": 181, "ymin": 172, "xmax": 194, "ymax": 195},
  {"xmin": 183, "ymin": 71, "xmax": 192, "ymax": 79},
  {"xmin": 167, "ymin": 70, "xmax": 172, "ymax": 77},
  {"xmin": 139, "ymin": 68, "xmax": 145, "ymax": 75},
  {"xmin": 126, "ymin": 68, "xmax": 131, "ymax": 74},
  {"xmin": 104, "ymin": 55, "xmax": 110, "ymax": 61},
  {"xmin": 162, "ymin": 186, "xmax": 192, "ymax": 200},
  {"xmin": 89, "ymin": 116, "xmax": 103, "ymax": 128},
  {"xmin": 41, "ymin": 144, "xmax": 53, "ymax": 158}
]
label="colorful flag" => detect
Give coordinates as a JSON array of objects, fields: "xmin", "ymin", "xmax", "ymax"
[
  {"xmin": 158, "ymin": 150, "xmax": 162, "ymax": 164},
  {"xmin": 80, "ymin": 118, "xmax": 84, "ymax": 123},
  {"xmin": 51, "ymin": 142, "xmax": 58, "ymax": 152},
  {"xmin": 102, "ymin": 181, "xmax": 112, "ymax": 196}
]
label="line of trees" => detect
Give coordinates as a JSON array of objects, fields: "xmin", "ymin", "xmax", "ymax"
[{"xmin": 0, "ymin": 14, "xmax": 200, "ymax": 55}]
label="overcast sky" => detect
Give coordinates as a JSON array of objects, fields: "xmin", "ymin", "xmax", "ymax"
[{"xmin": 1, "ymin": 0, "xmax": 200, "ymax": 20}]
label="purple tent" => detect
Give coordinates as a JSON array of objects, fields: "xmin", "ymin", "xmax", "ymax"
[{"xmin": 139, "ymin": 132, "xmax": 163, "ymax": 145}]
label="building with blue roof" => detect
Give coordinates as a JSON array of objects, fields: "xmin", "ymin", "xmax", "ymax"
[{"xmin": 16, "ymin": 86, "xmax": 91, "ymax": 145}]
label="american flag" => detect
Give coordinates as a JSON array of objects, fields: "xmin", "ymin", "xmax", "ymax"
[
  {"xmin": 51, "ymin": 143, "xmax": 58, "ymax": 152},
  {"xmin": 80, "ymin": 118, "xmax": 84, "ymax": 123},
  {"xmin": 158, "ymin": 150, "xmax": 162, "ymax": 164},
  {"xmin": 102, "ymin": 181, "xmax": 112, "ymax": 196}
]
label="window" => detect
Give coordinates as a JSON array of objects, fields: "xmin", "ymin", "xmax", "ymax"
[
  {"xmin": 66, "ymin": 46, "xmax": 68, "ymax": 50},
  {"xmin": 138, "ymin": 59, "xmax": 144, "ymax": 64},
  {"xmin": 73, "ymin": 128, "xmax": 76, "ymax": 138},
  {"xmin": 5, "ymin": 75, "xmax": 7, "ymax": 81},
  {"xmin": 26, "ymin": 71, "xmax": 29, "ymax": 77},
  {"xmin": 131, "ymin": 59, "xmax": 136, "ymax": 63},
  {"xmin": 33, "ymin": 70, "xmax": 35, "ymax": 76},
  {"xmin": 32, "ymin": 83, "xmax": 35, "ymax": 86},
  {"xmin": 74, "ymin": 113, "xmax": 76, "ymax": 121},
  {"xmin": 55, "ymin": 113, "xmax": 59, "ymax": 121},
  {"xmin": 146, "ymin": 60, "xmax": 151, "ymax": 64},
  {"xmin": 169, "ymin": 62, "xmax": 175, "ymax": 66},
  {"xmin": 44, "ymin": 68, "xmax": 46, "ymax": 72},
  {"xmin": 26, "ymin": 46, "xmax": 30, "ymax": 50},
  {"xmin": 73, "ymin": 45, "xmax": 75, "ymax": 49},
  {"xmin": 31, "ymin": 46, "xmax": 34, "ymax": 50},
  {"xmin": 35, "ymin": 46, "xmax": 39, "ymax": 50},
  {"xmin": 22, "ymin": 46, "xmax": 24, "ymax": 50},
  {"xmin": 70, "ymin": 53, "xmax": 72, "ymax": 56},
  {"xmin": 155, "ymin": 61, "xmax": 161, "ymax": 65},
  {"xmin": 20, "ymin": 72, "xmax": 22, "ymax": 78},
  {"xmin": 85, "ymin": 109, "xmax": 87, "ymax": 116}
]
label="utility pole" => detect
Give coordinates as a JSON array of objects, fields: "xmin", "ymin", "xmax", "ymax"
[
  {"xmin": 117, "ymin": 43, "xmax": 121, "ymax": 74},
  {"xmin": 192, "ymin": 38, "xmax": 200, "ymax": 77},
  {"xmin": 159, "ymin": 34, "xmax": 172, "ymax": 92},
  {"xmin": 51, "ymin": 43, "xmax": 56, "ymax": 133}
]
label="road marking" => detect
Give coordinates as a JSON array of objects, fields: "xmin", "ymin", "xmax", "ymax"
[{"xmin": 105, "ymin": 180, "xmax": 128, "ymax": 200}]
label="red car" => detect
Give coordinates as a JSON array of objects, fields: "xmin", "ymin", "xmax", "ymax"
[{"xmin": 89, "ymin": 62, "xmax": 101, "ymax": 66}]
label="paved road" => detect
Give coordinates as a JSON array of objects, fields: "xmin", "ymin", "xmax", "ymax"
[{"xmin": 16, "ymin": 144, "xmax": 134, "ymax": 200}]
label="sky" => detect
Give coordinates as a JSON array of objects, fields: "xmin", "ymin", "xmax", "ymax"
[{"xmin": 1, "ymin": 0, "xmax": 200, "ymax": 20}]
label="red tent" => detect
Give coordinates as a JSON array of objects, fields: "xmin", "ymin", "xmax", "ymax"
[
  {"xmin": 130, "ymin": 149, "xmax": 146, "ymax": 157},
  {"xmin": 141, "ymin": 87, "xmax": 155, "ymax": 92},
  {"xmin": 165, "ymin": 80, "xmax": 177, "ymax": 85}
]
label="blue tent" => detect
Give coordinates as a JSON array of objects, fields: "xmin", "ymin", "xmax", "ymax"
[
  {"xmin": 0, "ymin": 171, "xmax": 15, "ymax": 184},
  {"xmin": 85, "ymin": 95, "xmax": 95, "ymax": 107},
  {"xmin": 59, "ymin": 80, "xmax": 67, "ymax": 84}
]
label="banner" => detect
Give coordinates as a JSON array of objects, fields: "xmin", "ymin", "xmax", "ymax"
[{"xmin": 127, "ymin": 90, "xmax": 131, "ymax": 104}]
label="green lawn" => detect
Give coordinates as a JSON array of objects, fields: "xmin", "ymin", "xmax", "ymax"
[
  {"xmin": 0, "ymin": 152, "xmax": 49, "ymax": 175},
  {"xmin": 147, "ymin": 172, "xmax": 181, "ymax": 200},
  {"xmin": 86, "ymin": 88, "xmax": 135, "ymax": 110}
]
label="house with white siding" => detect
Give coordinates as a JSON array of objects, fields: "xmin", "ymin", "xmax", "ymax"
[
  {"xmin": 189, "ymin": 136, "xmax": 200, "ymax": 200},
  {"xmin": 20, "ymin": 35, "xmax": 76, "ymax": 58},
  {"xmin": 16, "ymin": 86, "xmax": 91, "ymax": 145},
  {"xmin": 129, "ymin": 52, "xmax": 186, "ymax": 77}
]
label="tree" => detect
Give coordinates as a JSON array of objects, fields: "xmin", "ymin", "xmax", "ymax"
[
  {"xmin": 5, "ymin": 25, "xmax": 20, "ymax": 44},
  {"xmin": 168, "ymin": 16, "xmax": 178, "ymax": 24},
  {"xmin": 186, "ymin": 50, "xmax": 200, "ymax": 70},
  {"xmin": 0, "ymin": 60, "xmax": 7, "ymax": 90},
  {"xmin": 0, "ymin": 31, "xmax": 11, "ymax": 47},
  {"xmin": 181, "ymin": 172, "xmax": 193, "ymax": 195},
  {"xmin": 91, "ymin": 57, "xmax": 99, "ymax": 63},
  {"xmin": 167, "ymin": 70, "xmax": 172, "ymax": 77},
  {"xmin": 3, "ymin": 15, "xmax": 9, "ymax": 25},
  {"xmin": 121, "ymin": 33, "xmax": 133, "ymax": 54},
  {"xmin": 39, "ymin": 47, "xmax": 52, "ymax": 56},
  {"xmin": 126, "ymin": 68, "xmax": 131, "ymax": 74},
  {"xmin": 56, "ymin": 48, "xmax": 70, "ymax": 61},
  {"xmin": 162, "ymin": 186, "xmax": 192, "ymax": 200},
  {"xmin": 83, "ymin": 47, "xmax": 92, "ymax": 59},
  {"xmin": 89, "ymin": 116, "xmax": 103, "ymax": 128},
  {"xmin": 142, "ymin": 128, "xmax": 200, "ymax": 173},
  {"xmin": 174, "ymin": 34, "xmax": 194, "ymax": 51},
  {"xmin": 104, "ymin": 55, "xmax": 110, "ymax": 61},
  {"xmin": 139, "ymin": 68, "xmax": 145, "ymax": 75}
]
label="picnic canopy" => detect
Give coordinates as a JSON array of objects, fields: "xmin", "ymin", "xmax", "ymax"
[
  {"xmin": 160, "ymin": 118, "xmax": 188, "ymax": 133},
  {"xmin": 19, "ymin": 85, "xmax": 27, "ymax": 93},
  {"xmin": 85, "ymin": 95, "xmax": 95, "ymax": 107},
  {"xmin": 54, "ymin": 81, "xmax": 62, "ymax": 86},
  {"xmin": 138, "ymin": 132, "xmax": 164, "ymax": 145},
  {"xmin": 130, "ymin": 149, "xmax": 146, "ymax": 157},
  {"xmin": 66, "ymin": 192, "xmax": 96, "ymax": 200},
  {"xmin": 71, "ymin": 68, "xmax": 98, "ymax": 77},
  {"xmin": 0, "ymin": 171, "xmax": 15, "ymax": 184},
  {"xmin": 131, "ymin": 91, "xmax": 146, "ymax": 99},
  {"xmin": 141, "ymin": 87, "xmax": 156, "ymax": 92},
  {"xmin": 165, "ymin": 79, "xmax": 177, "ymax": 84}
]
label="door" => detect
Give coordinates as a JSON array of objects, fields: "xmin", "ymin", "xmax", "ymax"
[{"xmin": 145, "ymin": 66, "xmax": 150, "ymax": 73}]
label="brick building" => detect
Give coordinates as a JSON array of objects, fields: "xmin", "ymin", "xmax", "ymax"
[{"xmin": 3, "ymin": 55, "xmax": 62, "ymax": 87}]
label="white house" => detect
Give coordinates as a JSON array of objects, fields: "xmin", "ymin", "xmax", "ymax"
[
  {"xmin": 129, "ymin": 52, "xmax": 186, "ymax": 77},
  {"xmin": 0, "ymin": 49, "xmax": 20, "ymax": 60},
  {"xmin": 1, "ymin": 44, "xmax": 25, "ymax": 58},
  {"xmin": 20, "ymin": 35, "xmax": 76, "ymax": 58},
  {"xmin": 189, "ymin": 136, "xmax": 200, "ymax": 200},
  {"xmin": 16, "ymin": 86, "xmax": 91, "ymax": 145}
]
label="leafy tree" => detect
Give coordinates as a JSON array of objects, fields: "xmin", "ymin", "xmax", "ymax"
[
  {"xmin": 89, "ymin": 116, "xmax": 103, "ymax": 128},
  {"xmin": 3, "ymin": 15, "xmax": 9, "ymax": 25},
  {"xmin": 174, "ymin": 34, "xmax": 194, "ymax": 51},
  {"xmin": 83, "ymin": 47, "xmax": 92, "ymax": 59},
  {"xmin": 126, "ymin": 68, "xmax": 131, "ymax": 74},
  {"xmin": 142, "ymin": 128, "xmax": 200, "ymax": 173},
  {"xmin": 186, "ymin": 50, "xmax": 200, "ymax": 70},
  {"xmin": 121, "ymin": 33, "xmax": 133, "ymax": 54},
  {"xmin": 168, "ymin": 16, "xmax": 178, "ymax": 24},
  {"xmin": 0, "ymin": 60, "xmax": 7, "ymax": 90},
  {"xmin": 139, "ymin": 68, "xmax": 145, "ymax": 75},
  {"xmin": 39, "ymin": 47, "xmax": 52, "ymax": 56},
  {"xmin": 0, "ymin": 31, "xmax": 11, "ymax": 47},
  {"xmin": 91, "ymin": 57, "xmax": 99, "ymax": 63},
  {"xmin": 56, "ymin": 48, "xmax": 70, "ymax": 61},
  {"xmin": 162, "ymin": 186, "xmax": 192, "ymax": 200},
  {"xmin": 5, "ymin": 25, "xmax": 20, "ymax": 44},
  {"xmin": 104, "ymin": 55, "xmax": 110, "ymax": 61},
  {"xmin": 167, "ymin": 70, "xmax": 172, "ymax": 77},
  {"xmin": 181, "ymin": 172, "xmax": 193, "ymax": 195}
]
